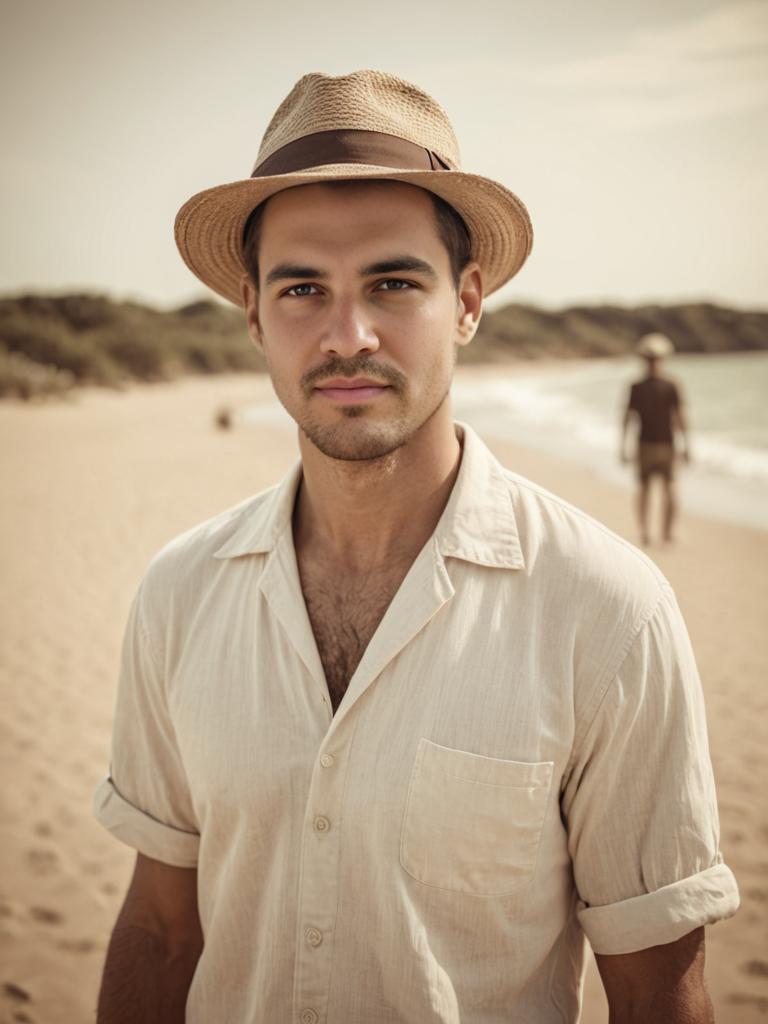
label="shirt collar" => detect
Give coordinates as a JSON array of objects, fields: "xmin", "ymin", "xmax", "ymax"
[
  {"xmin": 213, "ymin": 421, "xmax": 524, "ymax": 571},
  {"xmin": 212, "ymin": 461, "xmax": 302, "ymax": 560},
  {"xmin": 434, "ymin": 422, "xmax": 525, "ymax": 569}
]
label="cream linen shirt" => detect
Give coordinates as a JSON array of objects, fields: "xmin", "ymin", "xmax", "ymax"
[{"xmin": 93, "ymin": 422, "xmax": 738, "ymax": 1024}]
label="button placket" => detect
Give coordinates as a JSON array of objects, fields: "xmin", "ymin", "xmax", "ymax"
[{"xmin": 293, "ymin": 722, "xmax": 358, "ymax": 1023}]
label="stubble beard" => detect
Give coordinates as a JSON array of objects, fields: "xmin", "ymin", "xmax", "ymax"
[
  {"xmin": 299, "ymin": 380, "xmax": 452, "ymax": 463},
  {"xmin": 299, "ymin": 402, "xmax": 411, "ymax": 462}
]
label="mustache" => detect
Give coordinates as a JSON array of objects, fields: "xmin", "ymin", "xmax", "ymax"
[{"xmin": 301, "ymin": 355, "xmax": 406, "ymax": 394}]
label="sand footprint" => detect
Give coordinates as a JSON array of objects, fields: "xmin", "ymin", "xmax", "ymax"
[
  {"xmin": 24, "ymin": 849, "xmax": 59, "ymax": 876},
  {"xmin": 57, "ymin": 937, "xmax": 95, "ymax": 954},
  {"xmin": 29, "ymin": 907, "xmax": 63, "ymax": 926},
  {"xmin": 2, "ymin": 982, "xmax": 35, "ymax": 1022},
  {"xmin": 741, "ymin": 959, "xmax": 768, "ymax": 977},
  {"xmin": 2, "ymin": 983, "xmax": 30, "ymax": 1004}
]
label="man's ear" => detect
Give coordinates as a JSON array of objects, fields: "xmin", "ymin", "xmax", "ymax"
[
  {"xmin": 455, "ymin": 262, "xmax": 483, "ymax": 348},
  {"xmin": 241, "ymin": 273, "xmax": 264, "ymax": 352}
]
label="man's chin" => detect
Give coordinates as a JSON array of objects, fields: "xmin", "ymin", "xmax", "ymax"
[{"xmin": 300, "ymin": 419, "xmax": 409, "ymax": 463}]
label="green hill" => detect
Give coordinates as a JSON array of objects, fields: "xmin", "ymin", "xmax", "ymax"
[
  {"xmin": 0, "ymin": 292, "xmax": 765, "ymax": 400},
  {"xmin": 464, "ymin": 301, "xmax": 768, "ymax": 362},
  {"xmin": 0, "ymin": 294, "xmax": 266, "ymax": 399}
]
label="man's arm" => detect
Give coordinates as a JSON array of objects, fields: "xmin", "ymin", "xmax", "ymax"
[
  {"xmin": 97, "ymin": 852, "xmax": 203, "ymax": 1024},
  {"xmin": 620, "ymin": 384, "xmax": 638, "ymax": 463},
  {"xmin": 673, "ymin": 400, "xmax": 691, "ymax": 462},
  {"xmin": 620, "ymin": 405, "xmax": 635, "ymax": 463},
  {"xmin": 595, "ymin": 926, "xmax": 713, "ymax": 1023}
]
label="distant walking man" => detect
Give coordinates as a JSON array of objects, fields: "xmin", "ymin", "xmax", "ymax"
[{"xmin": 621, "ymin": 333, "xmax": 690, "ymax": 546}]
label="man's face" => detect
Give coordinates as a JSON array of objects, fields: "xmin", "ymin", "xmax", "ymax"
[{"xmin": 242, "ymin": 181, "xmax": 482, "ymax": 461}]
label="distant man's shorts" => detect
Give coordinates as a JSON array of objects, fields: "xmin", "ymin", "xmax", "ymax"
[{"xmin": 637, "ymin": 442, "xmax": 675, "ymax": 484}]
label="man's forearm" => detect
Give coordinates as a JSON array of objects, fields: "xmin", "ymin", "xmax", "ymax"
[
  {"xmin": 97, "ymin": 922, "xmax": 201, "ymax": 1023},
  {"xmin": 619, "ymin": 416, "xmax": 631, "ymax": 460},
  {"xmin": 607, "ymin": 983, "xmax": 714, "ymax": 1024},
  {"xmin": 598, "ymin": 927, "xmax": 714, "ymax": 1024}
]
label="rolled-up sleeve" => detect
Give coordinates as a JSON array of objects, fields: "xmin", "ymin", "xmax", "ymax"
[
  {"xmin": 92, "ymin": 580, "xmax": 200, "ymax": 867},
  {"xmin": 563, "ymin": 583, "xmax": 739, "ymax": 955}
]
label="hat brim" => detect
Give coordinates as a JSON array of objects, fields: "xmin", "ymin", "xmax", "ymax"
[{"xmin": 174, "ymin": 164, "xmax": 533, "ymax": 306}]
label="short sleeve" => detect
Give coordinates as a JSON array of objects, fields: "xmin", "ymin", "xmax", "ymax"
[
  {"xmin": 561, "ymin": 584, "xmax": 739, "ymax": 954},
  {"xmin": 92, "ymin": 580, "xmax": 200, "ymax": 867}
]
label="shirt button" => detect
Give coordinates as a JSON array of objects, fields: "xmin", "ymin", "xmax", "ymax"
[
  {"xmin": 305, "ymin": 926, "xmax": 323, "ymax": 947},
  {"xmin": 314, "ymin": 815, "xmax": 330, "ymax": 833},
  {"xmin": 299, "ymin": 1010, "xmax": 318, "ymax": 1024},
  {"xmin": 320, "ymin": 753, "xmax": 334, "ymax": 768}
]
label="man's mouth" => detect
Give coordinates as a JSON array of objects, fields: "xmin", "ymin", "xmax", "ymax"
[{"xmin": 314, "ymin": 377, "xmax": 392, "ymax": 403}]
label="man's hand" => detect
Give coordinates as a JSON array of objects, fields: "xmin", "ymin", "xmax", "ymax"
[
  {"xmin": 97, "ymin": 853, "xmax": 203, "ymax": 1023},
  {"xmin": 595, "ymin": 927, "xmax": 713, "ymax": 1023}
]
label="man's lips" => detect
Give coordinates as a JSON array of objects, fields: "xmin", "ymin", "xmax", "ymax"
[{"xmin": 314, "ymin": 377, "xmax": 392, "ymax": 403}]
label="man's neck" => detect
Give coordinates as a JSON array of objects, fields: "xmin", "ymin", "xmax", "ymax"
[{"xmin": 292, "ymin": 406, "xmax": 462, "ymax": 573}]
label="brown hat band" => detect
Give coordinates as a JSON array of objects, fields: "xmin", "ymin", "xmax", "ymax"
[{"xmin": 251, "ymin": 129, "xmax": 451, "ymax": 178}]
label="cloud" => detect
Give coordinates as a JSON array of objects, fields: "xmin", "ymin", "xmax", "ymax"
[
  {"xmin": 436, "ymin": 0, "xmax": 768, "ymax": 132},
  {"xmin": 512, "ymin": 1, "xmax": 768, "ymax": 128}
]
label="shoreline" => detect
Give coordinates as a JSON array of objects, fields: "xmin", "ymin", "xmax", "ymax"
[{"xmin": 0, "ymin": 373, "xmax": 765, "ymax": 1023}]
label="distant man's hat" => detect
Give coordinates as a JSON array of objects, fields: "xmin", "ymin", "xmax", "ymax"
[
  {"xmin": 174, "ymin": 69, "xmax": 533, "ymax": 306},
  {"xmin": 636, "ymin": 333, "xmax": 674, "ymax": 359}
]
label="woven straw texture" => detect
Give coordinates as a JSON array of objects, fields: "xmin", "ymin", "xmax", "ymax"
[
  {"xmin": 174, "ymin": 71, "xmax": 533, "ymax": 306},
  {"xmin": 255, "ymin": 70, "xmax": 461, "ymax": 170}
]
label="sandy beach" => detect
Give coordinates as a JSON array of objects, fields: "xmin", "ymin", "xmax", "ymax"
[{"xmin": 1, "ymin": 369, "xmax": 766, "ymax": 1023}]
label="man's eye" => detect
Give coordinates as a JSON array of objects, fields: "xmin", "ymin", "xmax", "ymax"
[
  {"xmin": 377, "ymin": 279, "xmax": 413, "ymax": 291},
  {"xmin": 284, "ymin": 283, "xmax": 320, "ymax": 297}
]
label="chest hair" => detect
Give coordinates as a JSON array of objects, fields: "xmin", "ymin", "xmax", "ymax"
[{"xmin": 298, "ymin": 559, "xmax": 407, "ymax": 713}]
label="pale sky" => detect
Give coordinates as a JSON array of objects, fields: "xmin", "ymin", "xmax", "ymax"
[{"xmin": 1, "ymin": 0, "xmax": 766, "ymax": 311}]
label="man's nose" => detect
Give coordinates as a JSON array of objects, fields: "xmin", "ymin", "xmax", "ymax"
[{"xmin": 319, "ymin": 298, "xmax": 380, "ymax": 358}]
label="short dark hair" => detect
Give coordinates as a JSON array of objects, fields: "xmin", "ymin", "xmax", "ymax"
[{"xmin": 241, "ymin": 180, "xmax": 473, "ymax": 291}]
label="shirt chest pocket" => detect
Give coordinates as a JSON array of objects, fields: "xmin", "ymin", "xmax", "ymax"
[{"xmin": 399, "ymin": 737, "xmax": 554, "ymax": 897}]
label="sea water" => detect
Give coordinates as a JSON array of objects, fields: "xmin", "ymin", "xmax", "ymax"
[{"xmin": 452, "ymin": 351, "xmax": 768, "ymax": 531}]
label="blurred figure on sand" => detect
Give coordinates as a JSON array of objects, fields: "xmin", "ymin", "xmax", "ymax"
[
  {"xmin": 621, "ymin": 333, "xmax": 690, "ymax": 547},
  {"xmin": 214, "ymin": 404, "xmax": 234, "ymax": 430}
]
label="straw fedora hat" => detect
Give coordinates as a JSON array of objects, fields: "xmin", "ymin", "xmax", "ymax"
[
  {"xmin": 636, "ymin": 333, "xmax": 674, "ymax": 359},
  {"xmin": 174, "ymin": 69, "xmax": 533, "ymax": 306}
]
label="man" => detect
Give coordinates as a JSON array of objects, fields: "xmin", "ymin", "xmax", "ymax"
[
  {"xmin": 621, "ymin": 333, "xmax": 690, "ymax": 547},
  {"xmin": 93, "ymin": 71, "xmax": 738, "ymax": 1023}
]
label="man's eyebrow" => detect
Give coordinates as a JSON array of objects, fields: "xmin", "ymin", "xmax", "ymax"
[
  {"xmin": 360, "ymin": 257, "xmax": 438, "ymax": 279},
  {"xmin": 264, "ymin": 264, "xmax": 328, "ymax": 287},
  {"xmin": 264, "ymin": 256, "xmax": 439, "ymax": 288}
]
